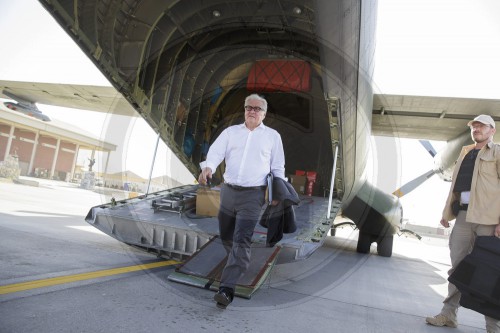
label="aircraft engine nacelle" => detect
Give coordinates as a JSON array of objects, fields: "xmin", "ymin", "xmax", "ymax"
[
  {"xmin": 432, "ymin": 130, "xmax": 473, "ymax": 182},
  {"xmin": 342, "ymin": 180, "xmax": 403, "ymax": 257},
  {"xmin": 3, "ymin": 101, "xmax": 51, "ymax": 121}
]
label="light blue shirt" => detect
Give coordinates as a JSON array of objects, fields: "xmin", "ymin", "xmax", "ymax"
[{"xmin": 200, "ymin": 122, "xmax": 286, "ymax": 186}]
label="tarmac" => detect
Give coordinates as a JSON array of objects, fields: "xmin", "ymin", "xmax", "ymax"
[{"xmin": 0, "ymin": 177, "xmax": 489, "ymax": 333}]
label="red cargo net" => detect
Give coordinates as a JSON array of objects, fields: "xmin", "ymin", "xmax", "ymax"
[{"xmin": 247, "ymin": 60, "xmax": 311, "ymax": 92}]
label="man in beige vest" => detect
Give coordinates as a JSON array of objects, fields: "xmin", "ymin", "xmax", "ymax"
[{"xmin": 426, "ymin": 114, "xmax": 500, "ymax": 332}]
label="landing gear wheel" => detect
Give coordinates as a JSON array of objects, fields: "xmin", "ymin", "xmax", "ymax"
[
  {"xmin": 356, "ymin": 231, "xmax": 372, "ymax": 254},
  {"xmin": 377, "ymin": 235, "xmax": 393, "ymax": 257}
]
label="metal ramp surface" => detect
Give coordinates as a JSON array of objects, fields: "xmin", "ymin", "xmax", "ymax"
[
  {"xmin": 86, "ymin": 185, "xmax": 341, "ymax": 261},
  {"xmin": 168, "ymin": 237, "xmax": 281, "ymax": 299}
]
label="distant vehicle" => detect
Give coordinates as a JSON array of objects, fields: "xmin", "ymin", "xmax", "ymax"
[{"xmin": 3, "ymin": 101, "xmax": 51, "ymax": 122}]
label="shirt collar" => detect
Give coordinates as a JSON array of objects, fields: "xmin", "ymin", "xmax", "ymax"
[
  {"xmin": 466, "ymin": 141, "xmax": 494, "ymax": 153},
  {"xmin": 240, "ymin": 122, "xmax": 266, "ymax": 131}
]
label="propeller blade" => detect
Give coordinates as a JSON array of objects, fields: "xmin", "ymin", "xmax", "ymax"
[
  {"xmin": 419, "ymin": 140, "xmax": 437, "ymax": 157},
  {"xmin": 392, "ymin": 169, "xmax": 436, "ymax": 198}
]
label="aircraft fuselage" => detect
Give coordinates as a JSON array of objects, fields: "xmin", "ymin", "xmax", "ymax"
[{"xmin": 41, "ymin": 0, "xmax": 402, "ymax": 257}]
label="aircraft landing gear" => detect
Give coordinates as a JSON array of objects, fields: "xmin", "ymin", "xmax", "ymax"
[
  {"xmin": 356, "ymin": 231, "xmax": 372, "ymax": 254},
  {"xmin": 377, "ymin": 235, "xmax": 393, "ymax": 257},
  {"xmin": 356, "ymin": 232, "xmax": 393, "ymax": 257}
]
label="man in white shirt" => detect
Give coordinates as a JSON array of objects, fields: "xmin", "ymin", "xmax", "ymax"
[{"xmin": 198, "ymin": 93, "xmax": 285, "ymax": 309}]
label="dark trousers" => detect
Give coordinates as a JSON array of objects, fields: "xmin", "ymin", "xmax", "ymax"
[{"xmin": 218, "ymin": 184, "xmax": 265, "ymax": 291}]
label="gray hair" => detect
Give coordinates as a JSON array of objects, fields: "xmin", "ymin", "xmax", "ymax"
[{"xmin": 245, "ymin": 94, "xmax": 267, "ymax": 112}]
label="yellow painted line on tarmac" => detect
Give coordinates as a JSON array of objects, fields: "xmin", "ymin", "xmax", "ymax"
[{"xmin": 0, "ymin": 260, "xmax": 178, "ymax": 295}]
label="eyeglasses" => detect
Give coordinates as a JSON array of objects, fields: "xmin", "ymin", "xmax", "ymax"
[{"xmin": 244, "ymin": 105, "xmax": 264, "ymax": 112}]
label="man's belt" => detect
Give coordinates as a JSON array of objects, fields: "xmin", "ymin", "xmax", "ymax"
[
  {"xmin": 459, "ymin": 204, "xmax": 469, "ymax": 211},
  {"xmin": 225, "ymin": 183, "xmax": 266, "ymax": 191}
]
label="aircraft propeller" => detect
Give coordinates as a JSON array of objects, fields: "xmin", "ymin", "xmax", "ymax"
[
  {"xmin": 392, "ymin": 140, "xmax": 438, "ymax": 198},
  {"xmin": 418, "ymin": 139, "xmax": 437, "ymax": 157}
]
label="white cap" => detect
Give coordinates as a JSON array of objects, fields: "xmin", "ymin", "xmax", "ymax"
[{"xmin": 467, "ymin": 114, "xmax": 495, "ymax": 129}]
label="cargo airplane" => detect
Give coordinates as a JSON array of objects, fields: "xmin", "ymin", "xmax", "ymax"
[{"xmin": 4, "ymin": 0, "xmax": 497, "ymax": 297}]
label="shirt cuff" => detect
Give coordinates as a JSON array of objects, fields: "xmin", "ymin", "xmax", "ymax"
[{"xmin": 199, "ymin": 161, "xmax": 214, "ymax": 173}]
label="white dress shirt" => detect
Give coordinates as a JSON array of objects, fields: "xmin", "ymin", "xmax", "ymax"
[{"xmin": 200, "ymin": 122, "xmax": 285, "ymax": 186}]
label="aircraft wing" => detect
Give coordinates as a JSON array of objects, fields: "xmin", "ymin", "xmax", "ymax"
[
  {"xmin": 372, "ymin": 94, "xmax": 500, "ymax": 141},
  {"xmin": 2, "ymin": 81, "xmax": 498, "ymax": 141},
  {"xmin": 2, "ymin": 80, "xmax": 498, "ymax": 140},
  {"xmin": 0, "ymin": 80, "xmax": 137, "ymax": 117}
]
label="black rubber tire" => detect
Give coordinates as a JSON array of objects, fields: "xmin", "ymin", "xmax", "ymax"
[
  {"xmin": 356, "ymin": 231, "xmax": 372, "ymax": 254},
  {"xmin": 377, "ymin": 235, "xmax": 393, "ymax": 257}
]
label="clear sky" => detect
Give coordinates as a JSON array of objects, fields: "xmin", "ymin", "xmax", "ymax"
[
  {"xmin": 374, "ymin": 0, "xmax": 500, "ymax": 99},
  {"xmin": 1, "ymin": 0, "xmax": 499, "ymax": 227}
]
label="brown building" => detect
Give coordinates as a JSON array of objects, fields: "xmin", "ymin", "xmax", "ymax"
[{"xmin": 0, "ymin": 104, "xmax": 116, "ymax": 181}]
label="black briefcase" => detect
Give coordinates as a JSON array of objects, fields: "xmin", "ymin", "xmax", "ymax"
[
  {"xmin": 448, "ymin": 236, "xmax": 500, "ymax": 320},
  {"xmin": 459, "ymin": 293, "xmax": 499, "ymax": 320}
]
